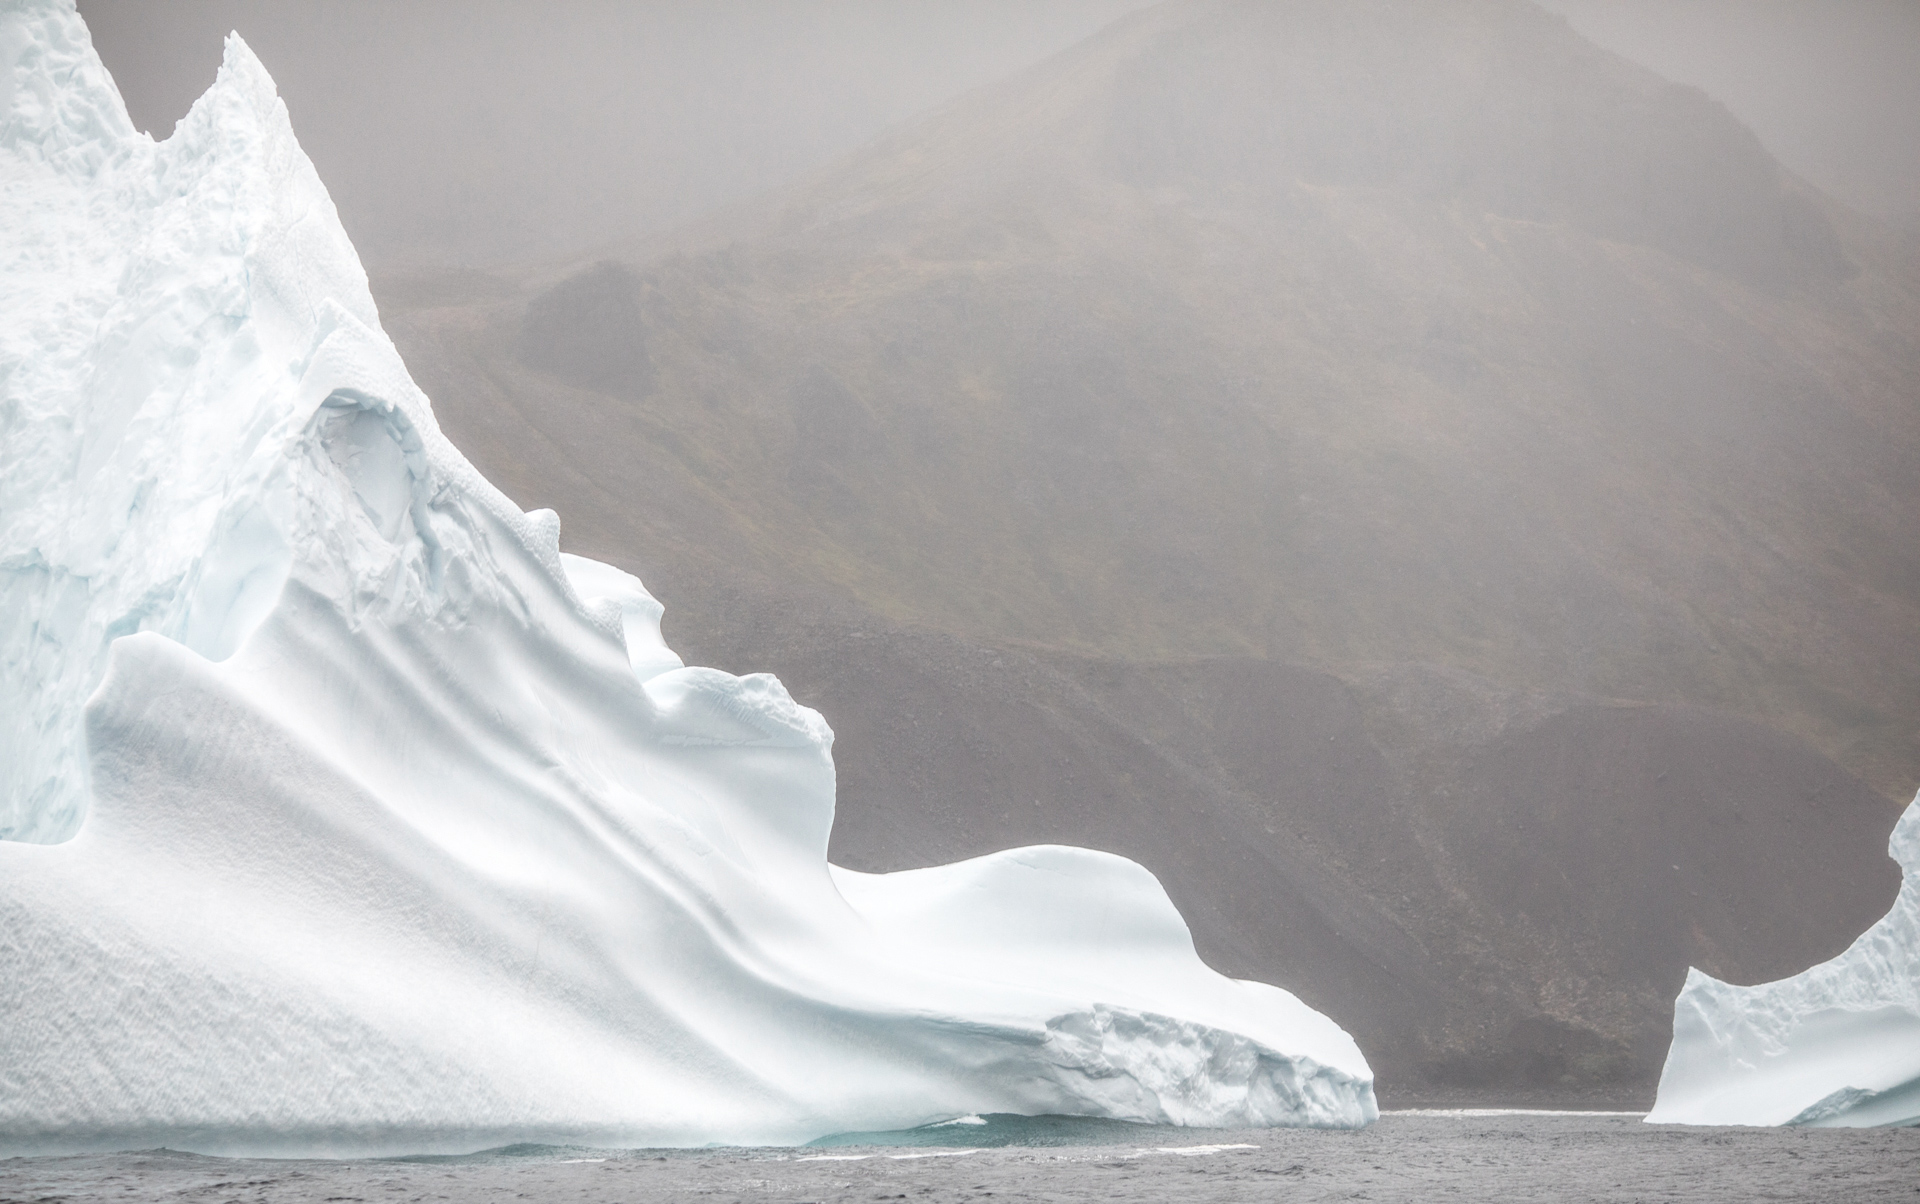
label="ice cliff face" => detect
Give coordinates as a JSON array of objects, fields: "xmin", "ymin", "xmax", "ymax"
[
  {"xmin": 1649, "ymin": 794, "xmax": 1920, "ymax": 1127},
  {"xmin": 0, "ymin": 1, "xmax": 1373, "ymax": 1154}
]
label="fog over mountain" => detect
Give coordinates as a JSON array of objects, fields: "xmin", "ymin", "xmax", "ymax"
[
  {"xmin": 76, "ymin": 0, "xmax": 1920, "ymax": 1102},
  {"xmin": 1539, "ymin": 0, "xmax": 1920, "ymax": 231},
  {"xmin": 81, "ymin": 0, "xmax": 1920, "ymax": 262},
  {"xmin": 77, "ymin": 0, "xmax": 1153, "ymax": 266}
]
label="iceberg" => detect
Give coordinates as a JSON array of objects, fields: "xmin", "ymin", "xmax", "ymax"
[
  {"xmin": 1648, "ymin": 794, "xmax": 1920, "ymax": 1127},
  {"xmin": 0, "ymin": 1, "xmax": 1373, "ymax": 1155}
]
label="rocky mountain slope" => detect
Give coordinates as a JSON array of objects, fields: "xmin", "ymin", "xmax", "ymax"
[{"xmin": 378, "ymin": 0, "xmax": 1920, "ymax": 1101}]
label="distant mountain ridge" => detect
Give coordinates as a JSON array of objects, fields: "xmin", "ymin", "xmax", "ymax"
[
  {"xmin": 382, "ymin": 0, "xmax": 1920, "ymax": 1100},
  {"xmin": 760, "ymin": 0, "xmax": 1850, "ymax": 287}
]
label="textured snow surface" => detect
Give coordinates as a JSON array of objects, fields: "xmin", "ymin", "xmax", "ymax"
[
  {"xmin": 0, "ymin": 1, "xmax": 1373, "ymax": 1155},
  {"xmin": 1649, "ymin": 795, "xmax": 1920, "ymax": 1127}
]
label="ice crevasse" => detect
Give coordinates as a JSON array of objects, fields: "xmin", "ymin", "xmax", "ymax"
[
  {"xmin": 0, "ymin": 1, "xmax": 1375, "ymax": 1155},
  {"xmin": 1648, "ymin": 793, "xmax": 1920, "ymax": 1128}
]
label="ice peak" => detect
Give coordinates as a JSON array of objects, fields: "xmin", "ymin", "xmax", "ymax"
[
  {"xmin": 1, "ymin": 0, "xmax": 137, "ymax": 167},
  {"xmin": 167, "ymin": 28, "xmax": 300, "ymax": 177},
  {"xmin": 217, "ymin": 29, "xmax": 274, "ymax": 100}
]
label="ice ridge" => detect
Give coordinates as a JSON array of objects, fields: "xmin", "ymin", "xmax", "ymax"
[
  {"xmin": 1647, "ymin": 794, "xmax": 1920, "ymax": 1127},
  {"xmin": 0, "ymin": 0, "xmax": 1375, "ymax": 1154}
]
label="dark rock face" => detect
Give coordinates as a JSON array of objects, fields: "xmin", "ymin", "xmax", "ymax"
[
  {"xmin": 519, "ymin": 260, "xmax": 654, "ymax": 398},
  {"xmin": 382, "ymin": 0, "xmax": 1920, "ymax": 1101}
]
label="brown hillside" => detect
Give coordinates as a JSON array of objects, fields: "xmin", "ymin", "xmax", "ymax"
[{"xmin": 380, "ymin": 0, "xmax": 1919, "ymax": 1100}]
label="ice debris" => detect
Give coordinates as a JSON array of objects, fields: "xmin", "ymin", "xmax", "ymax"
[{"xmin": 0, "ymin": 0, "xmax": 1374, "ymax": 1155}]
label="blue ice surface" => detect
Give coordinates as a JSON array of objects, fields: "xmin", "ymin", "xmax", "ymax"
[
  {"xmin": 372, "ymin": 1115, "xmax": 1195, "ymax": 1161},
  {"xmin": 805, "ymin": 1113, "xmax": 1182, "ymax": 1148}
]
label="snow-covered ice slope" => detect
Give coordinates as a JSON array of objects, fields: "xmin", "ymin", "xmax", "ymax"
[
  {"xmin": 0, "ymin": 1, "xmax": 1374, "ymax": 1155},
  {"xmin": 1648, "ymin": 794, "xmax": 1920, "ymax": 1127}
]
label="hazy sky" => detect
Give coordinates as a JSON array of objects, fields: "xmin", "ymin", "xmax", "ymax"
[
  {"xmin": 78, "ymin": 0, "xmax": 1920, "ymax": 269},
  {"xmin": 77, "ymin": 0, "xmax": 1151, "ymax": 267}
]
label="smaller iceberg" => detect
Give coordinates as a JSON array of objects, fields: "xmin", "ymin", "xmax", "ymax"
[{"xmin": 1648, "ymin": 794, "xmax": 1920, "ymax": 1127}]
